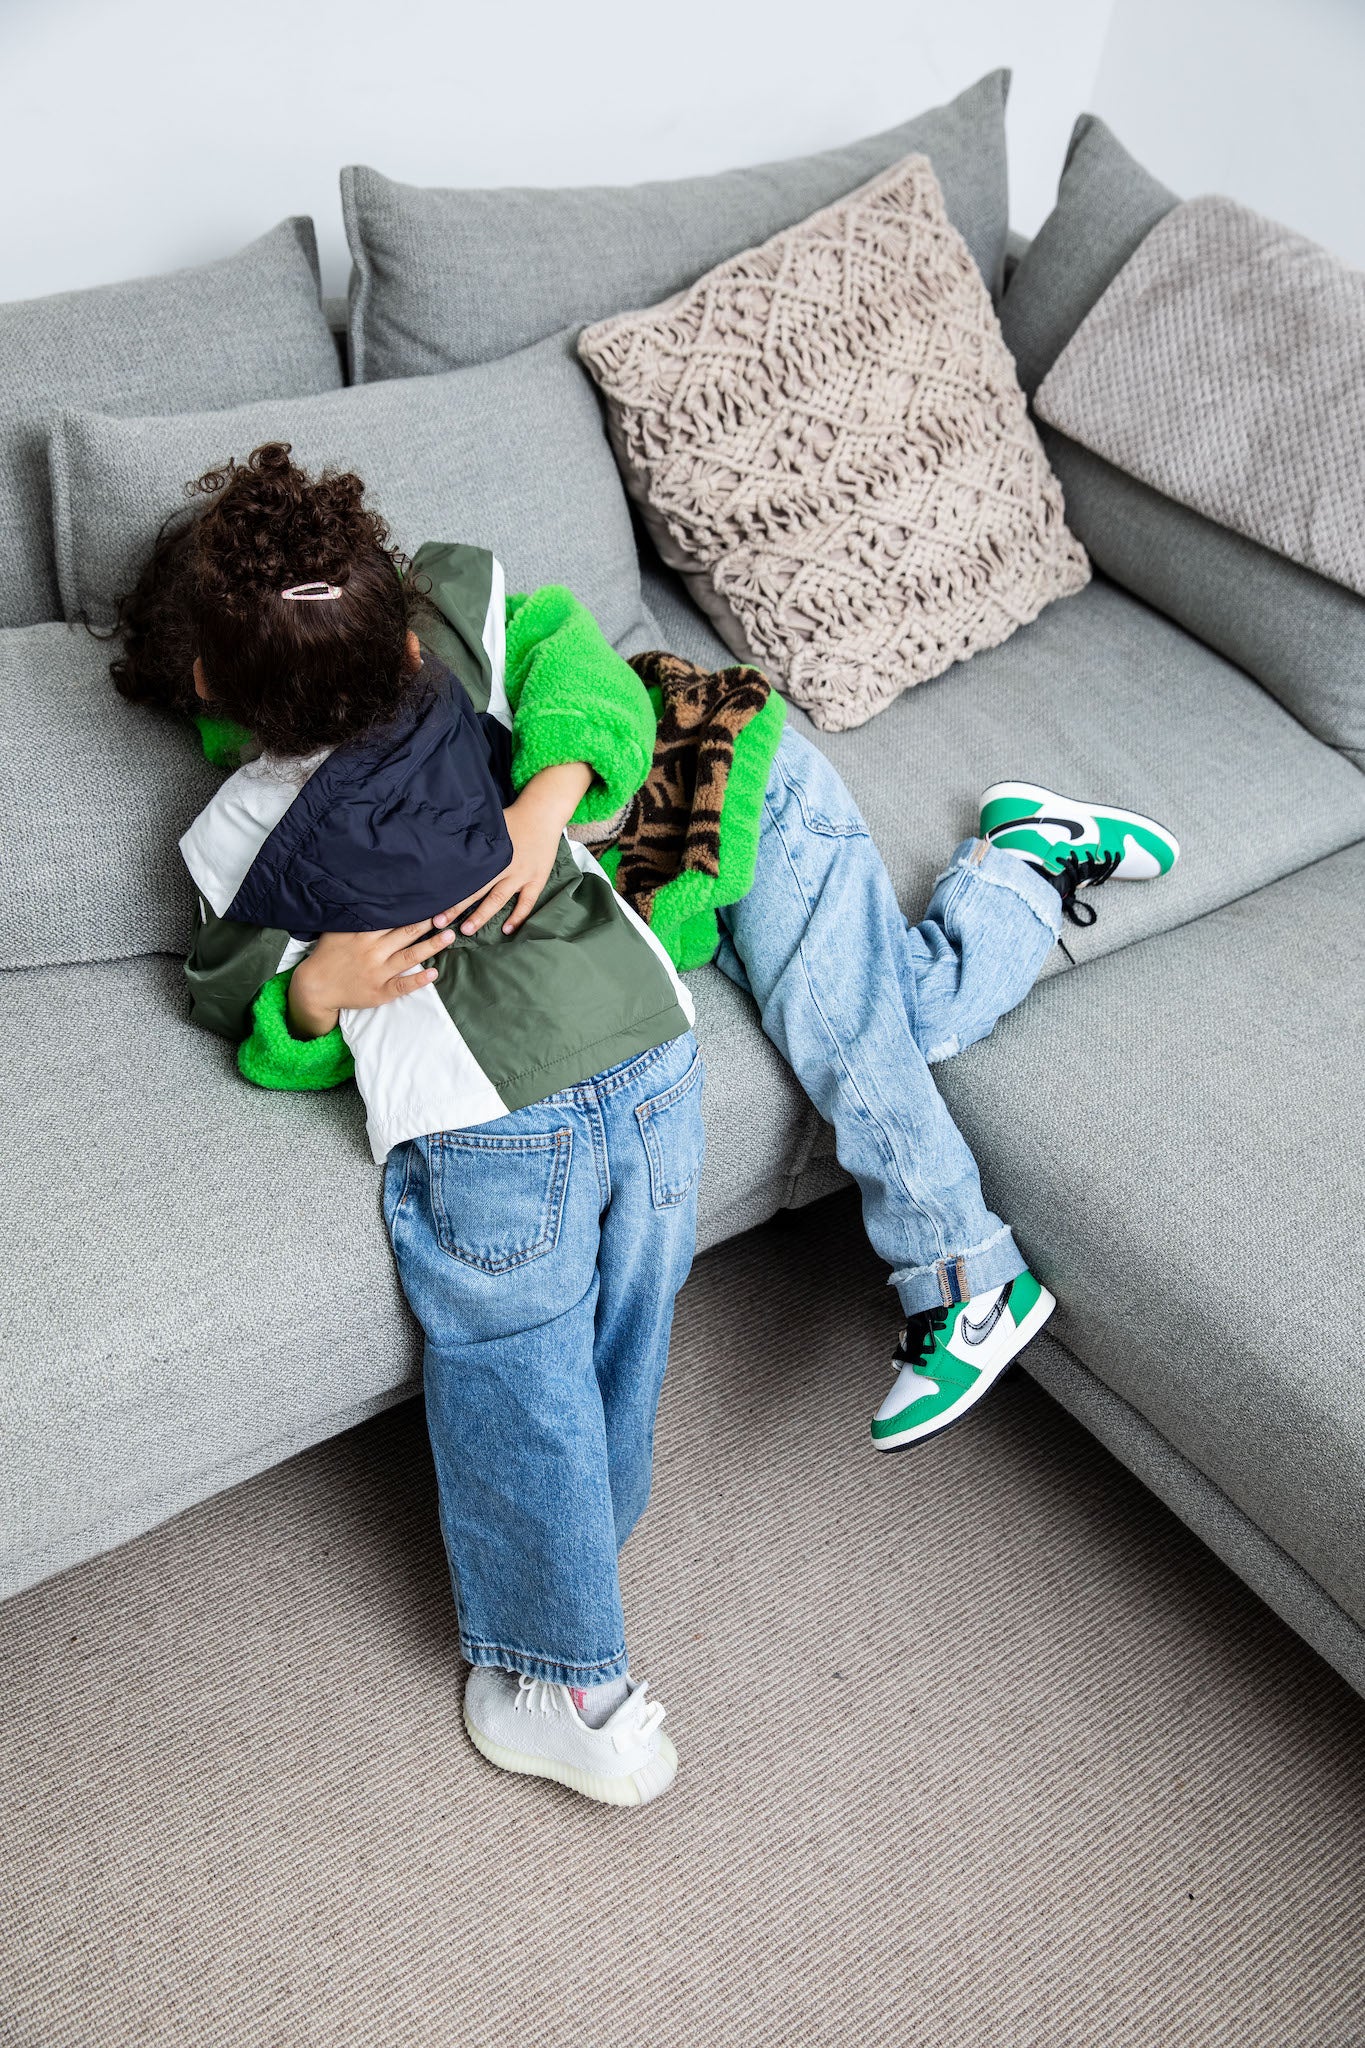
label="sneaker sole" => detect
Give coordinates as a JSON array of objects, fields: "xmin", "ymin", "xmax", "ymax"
[
  {"xmin": 871, "ymin": 1285, "xmax": 1057, "ymax": 1452},
  {"xmin": 980, "ymin": 782, "xmax": 1180, "ymax": 871},
  {"xmin": 463, "ymin": 1712, "xmax": 679, "ymax": 1807}
]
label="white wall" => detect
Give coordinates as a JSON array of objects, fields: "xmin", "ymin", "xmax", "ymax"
[
  {"xmin": 1090, "ymin": 0, "xmax": 1365, "ymax": 266},
  {"xmin": 1, "ymin": 0, "xmax": 1108, "ymax": 302},
  {"xmin": 3, "ymin": 0, "xmax": 1360, "ymax": 306}
]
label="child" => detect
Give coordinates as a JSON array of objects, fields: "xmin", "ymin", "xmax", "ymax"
[
  {"xmin": 119, "ymin": 445, "xmax": 1180, "ymax": 1804},
  {"xmin": 145, "ymin": 444, "xmax": 702, "ymax": 1806}
]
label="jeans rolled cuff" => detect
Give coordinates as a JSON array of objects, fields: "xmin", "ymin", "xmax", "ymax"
[
  {"xmin": 890, "ymin": 1226, "xmax": 1028, "ymax": 1318},
  {"xmin": 461, "ymin": 1636, "xmax": 630, "ymax": 1687}
]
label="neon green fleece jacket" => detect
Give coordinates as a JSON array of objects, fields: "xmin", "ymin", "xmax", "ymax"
[{"xmin": 188, "ymin": 545, "xmax": 777, "ymax": 1100}]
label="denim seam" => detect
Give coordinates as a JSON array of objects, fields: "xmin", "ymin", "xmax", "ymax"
[
  {"xmin": 765, "ymin": 791, "xmax": 948, "ymax": 1264},
  {"xmin": 548, "ymin": 1029, "xmax": 689, "ymax": 1106},
  {"xmin": 588, "ymin": 1096, "xmax": 611, "ymax": 1208},
  {"xmin": 429, "ymin": 1129, "xmax": 572, "ymax": 1273},
  {"xmin": 636, "ymin": 1051, "xmax": 706, "ymax": 1208},
  {"xmin": 389, "ymin": 1142, "xmax": 414, "ymax": 1225},
  {"xmin": 461, "ymin": 1634, "xmax": 628, "ymax": 1678}
]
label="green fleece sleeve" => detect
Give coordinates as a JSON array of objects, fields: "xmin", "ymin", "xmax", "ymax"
[
  {"xmin": 237, "ymin": 970, "xmax": 355, "ymax": 1092},
  {"xmin": 504, "ymin": 586, "xmax": 656, "ymax": 824},
  {"xmin": 191, "ymin": 711, "xmax": 254, "ymax": 771}
]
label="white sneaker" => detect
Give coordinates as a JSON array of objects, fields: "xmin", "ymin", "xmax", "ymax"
[{"xmin": 463, "ymin": 1666, "xmax": 678, "ymax": 1807}]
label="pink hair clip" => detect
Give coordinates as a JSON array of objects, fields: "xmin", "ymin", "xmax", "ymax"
[{"xmin": 280, "ymin": 581, "xmax": 343, "ymax": 602}]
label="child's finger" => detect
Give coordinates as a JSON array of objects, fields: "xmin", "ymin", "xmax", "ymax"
[
  {"xmin": 461, "ymin": 879, "xmax": 519, "ymax": 935},
  {"xmin": 502, "ymin": 880, "xmax": 541, "ymax": 933},
  {"xmin": 395, "ymin": 929, "xmax": 453, "ymax": 972},
  {"xmin": 389, "ymin": 967, "xmax": 440, "ymax": 999}
]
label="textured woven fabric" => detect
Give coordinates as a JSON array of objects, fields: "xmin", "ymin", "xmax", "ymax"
[
  {"xmin": 343, "ymin": 73, "xmax": 1011, "ymax": 382},
  {"xmin": 580, "ymin": 157, "xmax": 1090, "ymax": 732},
  {"xmin": 1028, "ymin": 1333, "xmax": 1365, "ymax": 1697},
  {"xmin": 0, "ymin": 951, "xmax": 805, "ymax": 1597},
  {"xmin": 1036, "ymin": 197, "xmax": 1365, "ymax": 600},
  {"xmin": 998, "ymin": 115, "xmax": 1177, "ymax": 398},
  {"xmin": 0, "ymin": 220, "xmax": 341, "ymax": 630},
  {"xmin": 937, "ymin": 842, "xmax": 1365, "ymax": 1630},
  {"xmin": 639, "ymin": 557, "xmax": 737, "ymax": 670},
  {"xmin": 999, "ymin": 122, "xmax": 1365, "ymax": 764},
  {"xmin": 799, "ymin": 574, "xmax": 1365, "ymax": 969},
  {"xmin": 3, "ymin": 1201, "xmax": 1365, "ymax": 2048},
  {"xmin": 1040, "ymin": 428, "xmax": 1365, "ymax": 767},
  {"xmin": 0, "ymin": 625, "xmax": 220, "ymax": 970},
  {"xmin": 50, "ymin": 332, "xmax": 647, "ymax": 648},
  {"xmin": 638, "ymin": 559, "xmax": 1365, "ymax": 960}
]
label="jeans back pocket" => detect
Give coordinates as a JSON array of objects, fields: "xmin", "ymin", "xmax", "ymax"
[
  {"xmin": 427, "ymin": 1127, "xmax": 572, "ymax": 1272},
  {"xmin": 635, "ymin": 1050, "xmax": 706, "ymax": 1210}
]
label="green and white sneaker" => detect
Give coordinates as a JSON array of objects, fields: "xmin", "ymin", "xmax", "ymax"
[
  {"xmin": 870, "ymin": 1272, "xmax": 1056, "ymax": 1451},
  {"xmin": 980, "ymin": 781, "xmax": 1179, "ymax": 922}
]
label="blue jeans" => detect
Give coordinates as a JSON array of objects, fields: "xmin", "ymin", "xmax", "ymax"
[
  {"xmin": 716, "ymin": 729, "xmax": 1062, "ymax": 1316},
  {"xmin": 383, "ymin": 1031, "xmax": 704, "ymax": 1686}
]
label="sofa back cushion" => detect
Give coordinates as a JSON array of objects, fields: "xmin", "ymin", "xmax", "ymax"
[
  {"xmin": 50, "ymin": 332, "xmax": 647, "ymax": 648},
  {"xmin": 1040, "ymin": 435, "xmax": 1365, "ymax": 768},
  {"xmin": 0, "ymin": 221, "xmax": 343, "ymax": 631},
  {"xmin": 343, "ymin": 72, "xmax": 1011, "ymax": 382},
  {"xmin": 999, "ymin": 118, "xmax": 1365, "ymax": 765},
  {"xmin": 998, "ymin": 116, "xmax": 1177, "ymax": 398},
  {"xmin": 0, "ymin": 624, "xmax": 220, "ymax": 970}
]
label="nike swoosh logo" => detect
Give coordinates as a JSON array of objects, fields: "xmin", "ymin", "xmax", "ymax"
[
  {"xmin": 987, "ymin": 814, "xmax": 1086, "ymax": 846},
  {"xmin": 959, "ymin": 1286, "xmax": 1012, "ymax": 1345}
]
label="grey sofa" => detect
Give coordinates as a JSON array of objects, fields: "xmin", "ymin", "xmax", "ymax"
[{"xmin": 3, "ymin": 77, "xmax": 1363, "ymax": 1702}]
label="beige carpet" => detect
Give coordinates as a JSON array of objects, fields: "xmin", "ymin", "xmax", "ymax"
[{"xmin": 3, "ymin": 1192, "xmax": 1364, "ymax": 2048}]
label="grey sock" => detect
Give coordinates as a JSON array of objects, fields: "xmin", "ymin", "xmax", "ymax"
[{"xmin": 570, "ymin": 1673, "xmax": 630, "ymax": 1728}]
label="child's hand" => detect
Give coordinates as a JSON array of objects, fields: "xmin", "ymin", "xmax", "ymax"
[
  {"xmin": 448, "ymin": 761, "xmax": 594, "ymax": 937},
  {"xmin": 288, "ymin": 921, "xmax": 455, "ymax": 1038}
]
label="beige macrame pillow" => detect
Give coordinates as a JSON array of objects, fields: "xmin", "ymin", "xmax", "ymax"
[{"xmin": 579, "ymin": 155, "xmax": 1089, "ymax": 731}]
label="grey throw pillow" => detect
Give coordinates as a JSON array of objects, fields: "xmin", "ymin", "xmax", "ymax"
[
  {"xmin": 343, "ymin": 72, "xmax": 1011, "ymax": 381},
  {"xmin": 0, "ymin": 220, "xmax": 343, "ymax": 631},
  {"xmin": 998, "ymin": 116, "xmax": 1177, "ymax": 398},
  {"xmin": 49, "ymin": 332, "xmax": 648, "ymax": 649},
  {"xmin": 0, "ymin": 624, "xmax": 220, "ymax": 970},
  {"xmin": 1000, "ymin": 117, "xmax": 1365, "ymax": 764}
]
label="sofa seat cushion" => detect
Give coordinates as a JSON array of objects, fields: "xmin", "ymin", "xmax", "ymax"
[
  {"xmin": 0, "ymin": 952, "xmax": 807, "ymax": 1595},
  {"xmin": 935, "ymin": 842, "xmax": 1365, "ymax": 1628},
  {"xmin": 796, "ymin": 574, "xmax": 1365, "ymax": 972}
]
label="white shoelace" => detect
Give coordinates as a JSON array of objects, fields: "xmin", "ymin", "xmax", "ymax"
[
  {"xmin": 513, "ymin": 1675, "xmax": 559, "ymax": 1717},
  {"xmin": 511, "ymin": 1673, "xmax": 667, "ymax": 1751}
]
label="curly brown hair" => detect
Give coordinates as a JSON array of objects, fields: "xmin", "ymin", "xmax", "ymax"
[{"xmin": 111, "ymin": 442, "xmax": 426, "ymax": 757}]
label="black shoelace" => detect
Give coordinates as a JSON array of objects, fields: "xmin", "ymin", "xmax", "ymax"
[
  {"xmin": 1051, "ymin": 847, "xmax": 1122, "ymax": 926},
  {"xmin": 894, "ymin": 1305, "xmax": 951, "ymax": 1370}
]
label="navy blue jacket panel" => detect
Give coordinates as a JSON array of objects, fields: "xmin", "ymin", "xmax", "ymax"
[{"xmin": 225, "ymin": 658, "xmax": 514, "ymax": 939}]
